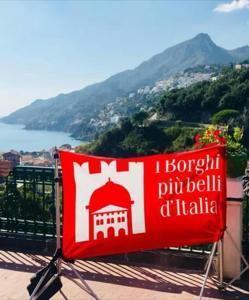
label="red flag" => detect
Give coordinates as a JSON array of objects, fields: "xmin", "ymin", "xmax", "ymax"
[{"xmin": 59, "ymin": 145, "xmax": 226, "ymax": 260}]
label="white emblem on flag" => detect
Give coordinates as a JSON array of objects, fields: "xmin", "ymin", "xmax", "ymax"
[{"xmin": 73, "ymin": 161, "xmax": 145, "ymax": 242}]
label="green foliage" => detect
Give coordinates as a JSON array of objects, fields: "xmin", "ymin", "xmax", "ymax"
[
  {"xmin": 157, "ymin": 67, "xmax": 249, "ymax": 149},
  {"xmin": 131, "ymin": 111, "xmax": 149, "ymax": 126},
  {"xmin": 195, "ymin": 125, "xmax": 248, "ymax": 177},
  {"xmin": 0, "ymin": 179, "xmax": 54, "ymax": 223},
  {"xmin": 164, "ymin": 127, "xmax": 198, "ymax": 153},
  {"xmin": 121, "ymin": 124, "xmax": 170, "ymax": 156},
  {"xmin": 225, "ymin": 127, "xmax": 248, "ymax": 157},
  {"xmin": 76, "ymin": 123, "xmax": 198, "ymax": 157},
  {"xmin": 158, "ymin": 68, "xmax": 249, "ymax": 120},
  {"xmin": 76, "ymin": 67, "xmax": 249, "ymax": 157},
  {"xmin": 195, "ymin": 126, "xmax": 247, "ymax": 157},
  {"xmin": 211, "ymin": 109, "xmax": 240, "ymax": 125},
  {"xmin": 75, "ymin": 143, "xmax": 95, "ymax": 154}
]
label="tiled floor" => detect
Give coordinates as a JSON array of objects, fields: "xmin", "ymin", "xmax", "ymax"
[{"xmin": 0, "ymin": 250, "xmax": 248, "ymax": 300}]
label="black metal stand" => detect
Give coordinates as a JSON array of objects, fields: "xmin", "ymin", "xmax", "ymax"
[
  {"xmin": 28, "ymin": 148, "xmax": 100, "ymax": 300},
  {"xmin": 199, "ymin": 227, "xmax": 249, "ymax": 300}
]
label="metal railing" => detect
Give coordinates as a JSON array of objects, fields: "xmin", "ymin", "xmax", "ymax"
[
  {"xmin": 0, "ymin": 165, "xmax": 248, "ymax": 257},
  {"xmin": 0, "ymin": 166, "xmax": 56, "ymax": 238}
]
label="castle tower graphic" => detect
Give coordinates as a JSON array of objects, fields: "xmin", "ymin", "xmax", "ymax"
[{"xmin": 73, "ymin": 161, "xmax": 145, "ymax": 242}]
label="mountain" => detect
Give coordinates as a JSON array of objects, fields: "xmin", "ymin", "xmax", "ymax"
[
  {"xmin": 3, "ymin": 33, "xmax": 249, "ymax": 139},
  {"xmin": 228, "ymin": 46, "xmax": 249, "ymax": 61}
]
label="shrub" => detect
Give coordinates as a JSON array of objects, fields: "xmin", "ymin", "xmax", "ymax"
[{"xmin": 211, "ymin": 109, "xmax": 240, "ymax": 125}]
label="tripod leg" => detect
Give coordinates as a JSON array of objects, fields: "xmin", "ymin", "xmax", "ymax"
[
  {"xmin": 218, "ymin": 239, "xmax": 224, "ymax": 289},
  {"xmin": 64, "ymin": 273, "xmax": 90, "ymax": 293},
  {"xmin": 67, "ymin": 262, "xmax": 100, "ymax": 300},
  {"xmin": 32, "ymin": 274, "xmax": 60, "ymax": 300},
  {"xmin": 225, "ymin": 229, "xmax": 249, "ymax": 287},
  {"xmin": 29, "ymin": 267, "xmax": 51, "ymax": 300},
  {"xmin": 226, "ymin": 230, "xmax": 249, "ymax": 268},
  {"xmin": 199, "ymin": 242, "xmax": 217, "ymax": 300},
  {"xmin": 204, "ymin": 245, "xmax": 215, "ymax": 272}
]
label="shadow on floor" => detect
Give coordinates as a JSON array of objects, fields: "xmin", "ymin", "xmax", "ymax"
[{"xmin": 0, "ymin": 250, "xmax": 248, "ymax": 300}]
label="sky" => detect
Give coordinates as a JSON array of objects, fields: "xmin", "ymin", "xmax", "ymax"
[{"xmin": 0, "ymin": 0, "xmax": 248, "ymax": 116}]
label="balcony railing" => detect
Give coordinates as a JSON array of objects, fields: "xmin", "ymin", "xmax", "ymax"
[
  {"xmin": 0, "ymin": 166, "xmax": 56, "ymax": 239},
  {"xmin": 0, "ymin": 165, "xmax": 249, "ymax": 257}
]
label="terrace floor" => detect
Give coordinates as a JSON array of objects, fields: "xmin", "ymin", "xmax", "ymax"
[{"xmin": 0, "ymin": 250, "xmax": 249, "ymax": 300}]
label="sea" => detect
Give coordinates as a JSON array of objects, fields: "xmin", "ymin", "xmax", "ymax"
[{"xmin": 0, "ymin": 122, "xmax": 85, "ymax": 152}]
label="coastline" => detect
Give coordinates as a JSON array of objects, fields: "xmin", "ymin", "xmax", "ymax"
[{"xmin": 0, "ymin": 122, "xmax": 86, "ymax": 152}]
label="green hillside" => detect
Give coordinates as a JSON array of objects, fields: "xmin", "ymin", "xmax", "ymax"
[
  {"xmin": 76, "ymin": 66, "xmax": 249, "ymax": 157},
  {"xmin": 157, "ymin": 66, "xmax": 249, "ymax": 123}
]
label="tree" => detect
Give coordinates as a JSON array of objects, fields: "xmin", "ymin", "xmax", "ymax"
[
  {"xmin": 131, "ymin": 111, "xmax": 149, "ymax": 126},
  {"xmin": 211, "ymin": 109, "xmax": 240, "ymax": 125}
]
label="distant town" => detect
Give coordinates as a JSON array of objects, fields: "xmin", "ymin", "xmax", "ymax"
[
  {"xmin": 0, "ymin": 144, "xmax": 73, "ymax": 168},
  {"xmin": 81, "ymin": 63, "xmax": 249, "ymax": 139}
]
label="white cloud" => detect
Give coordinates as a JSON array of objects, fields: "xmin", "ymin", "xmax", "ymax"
[{"xmin": 214, "ymin": 0, "xmax": 249, "ymax": 13}]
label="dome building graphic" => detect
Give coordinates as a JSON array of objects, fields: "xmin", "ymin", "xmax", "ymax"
[
  {"xmin": 87, "ymin": 179, "xmax": 134, "ymax": 240},
  {"xmin": 74, "ymin": 160, "xmax": 145, "ymax": 243}
]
